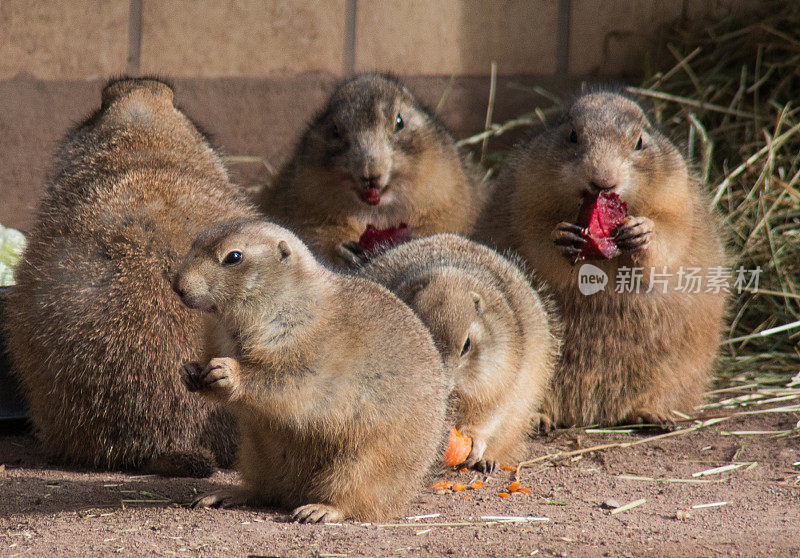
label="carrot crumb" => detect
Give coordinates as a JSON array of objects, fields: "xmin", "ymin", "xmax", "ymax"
[
  {"xmin": 507, "ymin": 482, "xmax": 521, "ymax": 492},
  {"xmin": 462, "ymin": 496, "xmax": 473, "ymax": 500},
  {"xmin": 500, "ymin": 466, "xmax": 515, "ymax": 472},
  {"xmin": 470, "ymin": 480, "xmax": 483, "ymax": 489},
  {"xmin": 519, "ymin": 487, "xmax": 530, "ymax": 494},
  {"xmin": 458, "ymin": 467, "xmax": 468, "ymax": 473},
  {"xmin": 499, "ymin": 492, "xmax": 510, "ymax": 498},
  {"xmin": 452, "ymin": 483, "xmax": 465, "ymax": 492}
]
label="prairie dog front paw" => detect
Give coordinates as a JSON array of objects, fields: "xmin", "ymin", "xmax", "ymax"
[
  {"xmin": 181, "ymin": 357, "xmax": 241, "ymax": 402},
  {"xmin": 551, "ymin": 222, "xmax": 586, "ymax": 263},
  {"xmin": 614, "ymin": 216, "xmax": 653, "ymax": 253}
]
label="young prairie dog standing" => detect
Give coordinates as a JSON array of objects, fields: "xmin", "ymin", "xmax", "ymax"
[
  {"xmin": 262, "ymin": 73, "xmax": 486, "ymax": 267},
  {"xmin": 173, "ymin": 220, "xmax": 449, "ymax": 522},
  {"xmin": 359, "ymin": 234, "xmax": 559, "ymax": 471},
  {"xmin": 3, "ymin": 78, "xmax": 258, "ymax": 476},
  {"xmin": 478, "ymin": 91, "xmax": 727, "ymax": 427}
]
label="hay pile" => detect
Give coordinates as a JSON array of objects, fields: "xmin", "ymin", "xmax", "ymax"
[{"xmin": 639, "ymin": 0, "xmax": 800, "ymax": 380}]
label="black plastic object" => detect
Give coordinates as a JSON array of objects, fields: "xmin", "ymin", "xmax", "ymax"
[{"xmin": 0, "ymin": 286, "xmax": 28, "ymax": 420}]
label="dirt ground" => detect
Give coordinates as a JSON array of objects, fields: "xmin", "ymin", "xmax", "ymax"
[{"xmin": 2, "ymin": 406, "xmax": 798, "ymax": 557}]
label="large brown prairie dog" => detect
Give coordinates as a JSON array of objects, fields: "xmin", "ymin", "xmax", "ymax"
[
  {"xmin": 358, "ymin": 234, "xmax": 559, "ymax": 472},
  {"xmin": 3, "ymin": 78, "xmax": 258, "ymax": 475},
  {"xmin": 477, "ymin": 91, "xmax": 727, "ymax": 427},
  {"xmin": 173, "ymin": 220, "xmax": 449, "ymax": 522},
  {"xmin": 262, "ymin": 73, "xmax": 486, "ymax": 268}
]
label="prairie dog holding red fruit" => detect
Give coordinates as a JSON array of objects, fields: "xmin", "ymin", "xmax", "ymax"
[
  {"xmin": 359, "ymin": 234, "xmax": 559, "ymax": 472},
  {"xmin": 261, "ymin": 73, "xmax": 486, "ymax": 267},
  {"xmin": 173, "ymin": 219, "xmax": 449, "ymax": 522},
  {"xmin": 477, "ymin": 91, "xmax": 727, "ymax": 428}
]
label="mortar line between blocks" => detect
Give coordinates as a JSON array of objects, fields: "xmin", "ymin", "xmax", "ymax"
[{"xmin": 126, "ymin": 0, "xmax": 143, "ymax": 75}]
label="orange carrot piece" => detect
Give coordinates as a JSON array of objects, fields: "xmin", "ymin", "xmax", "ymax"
[
  {"xmin": 519, "ymin": 487, "xmax": 530, "ymax": 494},
  {"xmin": 500, "ymin": 466, "xmax": 515, "ymax": 471},
  {"xmin": 507, "ymin": 482, "xmax": 521, "ymax": 493},
  {"xmin": 470, "ymin": 480, "xmax": 483, "ymax": 489},
  {"xmin": 462, "ymin": 496, "xmax": 473, "ymax": 500},
  {"xmin": 499, "ymin": 492, "xmax": 510, "ymax": 498},
  {"xmin": 452, "ymin": 483, "xmax": 465, "ymax": 491},
  {"xmin": 442, "ymin": 427, "xmax": 473, "ymax": 468},
  {"xmin": 458, "ymin": 467, "xmax": 468, "ymax": 474}
]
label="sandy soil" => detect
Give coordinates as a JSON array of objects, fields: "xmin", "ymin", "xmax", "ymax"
[{"xmin": 2, "ymin": 408, "xmax": 798, "ymax": 557}]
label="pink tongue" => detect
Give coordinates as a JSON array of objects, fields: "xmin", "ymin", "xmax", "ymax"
[{"xmin": 362, "ymin": 187, "xmax": 381, "ymax": 205}]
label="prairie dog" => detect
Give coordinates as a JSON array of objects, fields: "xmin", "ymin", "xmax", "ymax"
[
  {"xmin": 478, "ymin": 91, "xmax": 727, "ymax": 427},
  {"xmin": 359, "ymin": 234, "xmax": 559, "ymax": 471},
  {"xmin": 3, "ymin": 78, "xmax": 258, "ymax": 475},
  {"xmin": 174, "ymin": 220, "xmax": 449, "ymax": 522},
  {"xmin": 262, "ymin": 73, "xmax": 486, "ymax": 267}
]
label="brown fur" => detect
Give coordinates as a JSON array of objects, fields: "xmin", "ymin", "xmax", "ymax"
[
  {"xmin": 358, "ymin": 234, "xmax": 559, "ymax": 470},
  {"xmin": 174, "ymin": 220, "xmax": 449, "ymax": 522},
  {"xmin": 3, "ymin": 78, "xmax": 258, "ymax": 475},
  {"xmin": 262, "ymin": 73, "xmax": 486, "ymax": 267},
  {"xmin": 477, "ymin": 91, "xmax": 727, "ymax": 427}
]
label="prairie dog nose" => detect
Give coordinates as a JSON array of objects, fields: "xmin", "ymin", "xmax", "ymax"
[
  {"xmin": 360, "ymin": 174, "xmax": 383, "ymax": 190},
  {"xmin": 589, "ymin": 176, "xmax": 618, "ymax": 191}
]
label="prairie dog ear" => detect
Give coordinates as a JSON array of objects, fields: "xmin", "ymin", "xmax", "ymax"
[
  {"xmin": 278, "ymin": 240, "xmax": 292, "ymax": 262},
  {"xmin": 470, "ymin": 291, "xmax": 484, "ymax": 315},
  {"xmin": 404, "ymin": 276, "xmax": 431, "ymax": 301}
]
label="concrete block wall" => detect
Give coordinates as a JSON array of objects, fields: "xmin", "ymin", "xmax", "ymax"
[{"xmin": 0, "ymin": 0, "xmax": 758, "ymax": 230}]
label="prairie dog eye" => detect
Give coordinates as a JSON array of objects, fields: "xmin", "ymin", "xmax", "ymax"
[
  {"xmin": 635, "ymin": 135, "xmax": 644, "ymax": 150},
  {"xmin": 569, "ymin": 129, "xmax": 578, "ymax": 143},
  {"xmin": 222, "ymin": 251, "xmax": 243, "ymax": 266},
  {"xmin": 329, "ymin": 123, "xmax": 341, "ymax": 139},
  {"xmin": 460, "ymin": 336, "xmax": 471, "ymax": 357},
  {"xmin": 394, "ymin": 113, "xmax": 404, "ymax": 132}
]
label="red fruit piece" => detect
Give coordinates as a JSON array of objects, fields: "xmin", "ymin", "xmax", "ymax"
[
  {"xmin": 358, "ymin": 223, "xmax": 411, "ymax": 254},
  {"xmin": 576, "ymin": 191, "xmax": 628, "ymax": 260}
]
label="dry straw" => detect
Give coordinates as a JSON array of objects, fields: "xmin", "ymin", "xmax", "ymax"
[{"xmin": 637, "ymin": 1, "xmax": 800, "ymax": 381}]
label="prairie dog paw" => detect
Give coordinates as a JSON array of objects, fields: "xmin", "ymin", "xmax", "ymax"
[
  {"xmin": 551, "ymin": 222, "xmax": 586, "ymax": 263},
  {"xmin": 291, "ymin": 503, "xmax": 344, "ymax": 524},
  {"xmin": 335, "ymin": 241, "xmax": 369, "ymax": 268},
  {"xmin": 614, "ymin": 216, "xmax": 653, "ymax": 252},
  {"xmin": 531, "ymin": 413, "xmax": 555, "ymax": 435},
  {"xmin": 624, "ymin": 407, "xmax": 676, "ymax": 429},
  {"xmin": 183, "ymin": 357, "xmax": 241, "ymax": 401},
  {"xmin": 472, "ymin": 457, "xmax": 498, "ymax": 474},
  {"xmin": 462, "ymin": 437, "xmax": 497, "ymax": 472},
  {"xmin": 181, "ymin": 361, "xmax": 205, "ymax": 392},
  {"xmin": 191, "ymin": 489, "xmax": 247, "ymax": 509}
]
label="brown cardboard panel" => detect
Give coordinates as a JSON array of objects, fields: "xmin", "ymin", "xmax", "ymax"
[
  {"xmin": 354, "ymin": 0, "xmax": 558, "ymax": 76},
  {"xmin": 139, "ymin": 0, "xmax": 347, "ymax": 77},
  {"xmin": 0, "ymin": 0, "xmax": 129, "ymax": 80},
  {"xmin": 568, "ymin": 0, "xmax": 760, "ymax": 77},
  {"xmin": 568, "ymin": 0, "xmax": 684, "ymax": 77}
]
